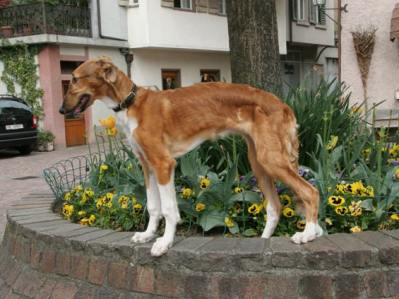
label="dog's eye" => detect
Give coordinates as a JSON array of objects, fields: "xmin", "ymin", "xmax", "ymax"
[{"xmin": 71, "ymin": 77, "xmax": 77, "ymax": 84}]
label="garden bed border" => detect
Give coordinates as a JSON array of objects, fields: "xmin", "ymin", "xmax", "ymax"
[{"xmin": 1, "ymin": 192, "xmax": 399, "ymax": 298}]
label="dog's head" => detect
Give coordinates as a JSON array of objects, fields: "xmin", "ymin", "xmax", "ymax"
[{"xmin": 59, "ymin": 57, "xmax": 118, "ymax": 116}]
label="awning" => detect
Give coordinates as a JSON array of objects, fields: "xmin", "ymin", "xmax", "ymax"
[{"xmin": 390, "ymin": 3, "xmax": 399, "ymax": 41}]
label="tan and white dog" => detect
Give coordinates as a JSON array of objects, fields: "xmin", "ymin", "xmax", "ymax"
[{"xmin": 60, "ymin": 57, "xmax": 323, "ymax": 256}]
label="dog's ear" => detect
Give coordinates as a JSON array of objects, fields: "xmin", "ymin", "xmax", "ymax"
[{"xmin": 97, "ymin": 58, "xmax": 117, "ymax": 83}]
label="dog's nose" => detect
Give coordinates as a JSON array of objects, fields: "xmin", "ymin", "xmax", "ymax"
[{"xmin": 59, "ymin": 106, "xmax": 66, "ymax": 114}]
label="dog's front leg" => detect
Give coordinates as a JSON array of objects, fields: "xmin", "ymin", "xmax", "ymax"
[
  {"xmin": 151, "ymin": 166, "xmax": 181, "ymax": 257},
  {"xmin": 131, "ymin": 173, "xmax": 162, "ymax": 243}
]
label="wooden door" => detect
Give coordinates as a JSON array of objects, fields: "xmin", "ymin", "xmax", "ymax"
[{"xmin": 62, "ymin": 80, "xmax": 86, "ymax": 147}]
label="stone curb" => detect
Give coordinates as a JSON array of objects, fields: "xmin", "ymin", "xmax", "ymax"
[{"xmin": 1, "ymin": 192, "xmax": 399, "ymax": 298}]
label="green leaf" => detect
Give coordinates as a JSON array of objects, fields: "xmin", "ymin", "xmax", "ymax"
[
  {"xmin": 228, "ymin": 191, "xmax": 261, "ymax": 204},
  {"xmin": 228, "ymin": 223, "xmax": 240, "ymax": 234},
  {"xmin": 242, "ymin": 228, "xmax": 258, "ymax": 237},
  {"xmin": 198, "ymin": 210, "xmax": 226, "ymax": 232},
  {"xmin": 360, "ymin": 199, "xmax": 374, "ymax": 211}
]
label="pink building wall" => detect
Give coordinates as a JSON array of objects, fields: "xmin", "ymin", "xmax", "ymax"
[
  {"xmin": 38, "ymin": 45, "xmax": 66, "ymax": 147},
  {"xmin": 341, "ymin": 0, "xmax": 399, "ymax": 113}
]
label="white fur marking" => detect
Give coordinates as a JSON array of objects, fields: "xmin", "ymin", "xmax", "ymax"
[
  {"xmin": 261, "ymin": 202, "xmax": 279, "ymax": 239},
  {"xmin": 291, "ymin": 222, "xmax": 323, "ymax": 244},
  {"xmin": 131, "ymin": 174, "xmax": 161, "ymax": 243},
  {"xmin": 151, "ymin": 172, "xmax": 181, "ymax": 257}
]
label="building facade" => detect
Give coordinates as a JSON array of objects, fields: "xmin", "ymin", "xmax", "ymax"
[
  {"xmin": 0, "ymin": 0, "xmax": 338, "ymax": 148},
  {"xmin": 341, "ymin": 0, "xmax": 399, "ymax": 127}
]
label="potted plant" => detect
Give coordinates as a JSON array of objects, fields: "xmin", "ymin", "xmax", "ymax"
[{"xmin": 37, "ymin": 130, "xmax": 55, "ymax": 152}]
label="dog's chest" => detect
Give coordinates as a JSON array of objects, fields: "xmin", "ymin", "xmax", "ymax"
[{"xmin": 116, "ymin": 111, "xmax": 141, "ymax": 155}]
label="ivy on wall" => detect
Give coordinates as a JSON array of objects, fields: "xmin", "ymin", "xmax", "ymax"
[{"xmin": 0, "ymin": 40, "xmax": 44, "ymax": 117}]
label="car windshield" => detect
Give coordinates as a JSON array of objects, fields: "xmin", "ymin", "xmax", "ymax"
[{"xmin": 0, "ymin": 99, "xmax": 31, "ymax": 112}]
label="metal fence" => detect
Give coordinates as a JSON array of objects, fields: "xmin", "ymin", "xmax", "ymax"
[{"xmin": 0, "ymin": 3, "xmax": 91, "ymax": 38}]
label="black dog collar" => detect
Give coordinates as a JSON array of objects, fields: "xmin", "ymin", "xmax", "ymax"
[{"xmin": 112, "ymin": 84, "xmax": 138, "ymax": 112}]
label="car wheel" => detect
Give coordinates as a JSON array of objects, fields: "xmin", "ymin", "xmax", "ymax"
[{"xmin": 17, "ymin": 146, "xmax": 33, "ymax": 155}]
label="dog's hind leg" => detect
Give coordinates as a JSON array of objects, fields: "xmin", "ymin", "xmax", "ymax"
[
  {"xmin": 246, "ymin": 138, "xmax": 281, "ymax": 238},
  {"xmin": 149, "ymin": 156, "xmax": 181, "ymax": 257}
]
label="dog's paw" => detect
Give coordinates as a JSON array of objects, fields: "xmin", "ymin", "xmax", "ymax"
[
  {"xmin": 150, "ymin": 237, "xmax": 172, "ymax": 257},
  {"xmin": 131, "ymin": 232, "xmax": 156, "ymax": 243},
  {"xmin": 291, "ymin": 223, "xmax": 323, "ymax": 244}
]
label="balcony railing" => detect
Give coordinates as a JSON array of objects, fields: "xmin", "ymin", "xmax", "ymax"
[{"xmin": 0, "ymin": 3, "xmax": 91, "ymax": 38}]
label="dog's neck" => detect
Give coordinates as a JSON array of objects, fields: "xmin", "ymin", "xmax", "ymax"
[{"xmin": 104, "ymin": 70, "xmax": 138, "ymax": 111}]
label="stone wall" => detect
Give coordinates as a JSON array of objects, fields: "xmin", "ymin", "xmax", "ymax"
[{"xmin": 0, "ymin": 192, "xmax": 399, "ymax": 298}]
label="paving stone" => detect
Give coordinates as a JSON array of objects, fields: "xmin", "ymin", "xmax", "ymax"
[
  {"xmin": 303, "ymin": 236, "xmax": 342, "ymax": 270},
  {"xmin": 88, "ymin": 258, "xmax": 109, "ymax": 285},
  {"xmin": 363, "ymin": 271, "xmax": 390, "ymax": 298},
  {"xmin": 108, "ymin": 261, "xmax": 129, "ymax": 290},
  {"xmin": 387, "ymin": 270, "xmax": 399, "ymax": 297},
  {"xmin": 15, "ymin": 215, "xmax": 61, "ymax": 225},
  {"xmin": 35, "ymin": 278, "xmax": 57, "ymax": 299},
  {"xmin": 12, "ymin": 268, "xmax": 46, "ymax": 297},
  {"xmin": 382, "ymin": 229, "xmax": 399, "ymax": 240},
  {"xmin": 51, "ymin": 281, "xmax": 78, "ymax": 299},
  {"xmin": 196, "ymin": 238, "xmax": 239, "ymax": 272},
  {"xmin": 39, "ymin": 249, "xmax": 56, "ymax": 273},
  {"xmin": 299, "ymin": 275, "xmax": 333, "ymax": 299},
  {"xmin": 353, "ymin": 231, "xmax": 399, "ymax": 265},
  {"xmin": 264, "ymin": 274, "xmax": 299, "ymax": 299},
  {"xmin": 74, "ymin": 284, "xmax": 97, "ymax": 299},
  {"xmin": 70, "ymin": 254, "xmax": 90, "ymax": 280},
  {"xmin": 113, "ymin": 236, "xmax": 139, "ymax": 260},
  {"xmin": 129, "ymin": 266, "xmax": 154, "ymax": 294},
  {"xmin": 334, "ymin": 274, "xmax": 363, "ymax": 299},
  {"xmin": 87, "ymin": 231, "xmax": 135, "ymax": 255},
  {"xmin": 55, "ymin": 251, "xmax": 71, "ymax": 275},
  {"xmin": 213, "ymin": 275, "xmax": 266, "ymax": 299},
  {"xmin": 270, "ymin": 236, "xmax": 305, "ymax": 268},
  {"xmin": 326, "ymin": 233, "xmax": 379, "ymax": 268},
  {"xmin": 68, "ymin": 228, "xmax": 114, "ymax": 244},
  {"xmin": 236, "ymin": 238, "xmax": 270, "ymax": 271},
  {"xmin": 7, "ymin": 207, "xmax": 52, "ymax": 217}
]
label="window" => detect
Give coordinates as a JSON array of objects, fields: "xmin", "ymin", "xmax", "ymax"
[
  {"xmin": 292, "ymin": 0, "xmax": 308, "ymax": 22},
  {"xmin": 162, "ymin": 69, "xmax": 181, "ymax": 90},
  {"xmin": 310, "ymin": 2, "xmax": 326, "ymax": 26},
  {"xmin": 200, "ymin": 70, "xmax": 220, "ymax": 82},
  {"xmin": 219, "ymin": 0, "xmax": 226, "ymax": 15},
  {"xmin": 174, "ymin": 0, "xmax": 192, "ymax": 9}
]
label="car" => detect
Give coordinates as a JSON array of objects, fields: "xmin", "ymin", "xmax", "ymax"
[{"xmin": 0, "ymin": 95, "xmax": 38, "ymax": 155}]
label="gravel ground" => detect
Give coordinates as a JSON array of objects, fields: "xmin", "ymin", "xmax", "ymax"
[{"xmin": 0, "ymin": 145, "xmax": 89, "ymax": 239}]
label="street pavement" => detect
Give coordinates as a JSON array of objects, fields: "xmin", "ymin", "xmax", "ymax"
[{"xmin": 0, "ymin": 145, "xmax": 89, "ymax": 239}]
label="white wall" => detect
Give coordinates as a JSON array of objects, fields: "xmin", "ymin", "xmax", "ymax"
[
  {"xmin": 341, "ymin": 0, "xmax": 399, "ymax": 114},
  {"xmin": 128, "ymin": 0, "xmax": 288, "ymax": 54},
  {"xmin": 131, "ymin": 49, "xmax": 231, "ymax": 88}
]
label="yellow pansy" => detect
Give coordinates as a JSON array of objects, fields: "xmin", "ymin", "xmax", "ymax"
[
  {"xmin": 325, "ymin": 217, "xmax": 333, "ymax": 226},
  {"xmin": 248, "ymin": 203, "xmax": 262, "ymax": 215},
  {"xmin": 100, "ymin": 164, "xmax": 108, "ymax": 173},
  {"xmin": 335, "ymin": 206, "xmax": 348, "ymax": 215},
  {"xmin": 182, "ymin": 187, "xmax": 194, "ymax": 199},
  {"xmin": 328, "ymin": 196, "xmax": 345, "ymax": 207},
  {"xmin": 296, "ymin": 220, "xmax": 306, "ymax": 230},
  {"xmin": 282, "ymin": 207, "xmax": 295, "ymax": 218},
  {"xmin": 349, "ymin": 201, "xmax": 362, "ymax": 217},
  {"xmin": 96, "ymin": 196, "xmax": 104, "ymax": 209},
  {"xmin": 326, "ymin": 135, "xmax": 338, "ymax": 151},
  {"xmin": 62, "ymin": 204, "xmax": 74, "ymax": 218},
  {"xmin": 78, "ymin": 210, "xmax": 86, "ymax": 217},
  {"xmin": 279, "ymin": 194, "xmax": 292, "ymax": 207},
  {"xmin": 89, "ymin": 214, "xmax": 96, "ymax": 225},
  {"xmin": 224, "ymin": 217, "xmax": 234, "ymax": 228},
  {"xmin": 118, "ymin": 195, "xmax": 129, "ymax": 209},
  {"xmin": 79, "ymin": 218, "xmax": 89, "ymax": 226},
  {"xmin": 195, "ymin": 202, "xmax": 206, "ymax": 212},
  {"xmin": 234, "ymin": 187, "xmax": 243, "ymax": 193},
  {"xmin": 390, "ymin": 213, "xmax": 399, "ymax": 221},
  {"xmin": 350, "ymin": 226, "xmax": 362, "ymax": 233},
  {"xmin": 133, "ymin": 203, "xmax": 143, "ymax": 210},
  {"xmin": 199, "ymin": 177, "xmax": 211, "ymax": 189},
  {"xmin": 64, "ymin": 192, "xmax": 72, "ymax": 201},
  {"xmin": 395, "ymin": 168, "xmax": 399, "ymax": 180}
]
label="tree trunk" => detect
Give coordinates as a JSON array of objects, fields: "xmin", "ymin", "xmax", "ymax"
[{"xmin": 226, "ymin": 0, "xmax": 282, "ymax": 95}]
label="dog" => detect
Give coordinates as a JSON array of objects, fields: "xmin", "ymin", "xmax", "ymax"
[{"xmin": 59, "ymin": 57, "xmax": 323, "ymax": 256}]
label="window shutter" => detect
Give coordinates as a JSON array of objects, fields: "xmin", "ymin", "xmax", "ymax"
[
  {"xmin": 292, "ymin": 0, "xmax": 298, "ymax": 20},
  {"xmin": 161, "ymin": 0, "xmax": 174, "ymax": 8},
  {"xmin": 318, "ymin": 4, "xmax": 326, "ymax": 25},
  {"xmin": 309, "ymin": 1, "xmax": 316, "ymax": 23}
]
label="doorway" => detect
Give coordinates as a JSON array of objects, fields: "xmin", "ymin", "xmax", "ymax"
[
  {"xmin": 62, "ymin": 79, "xmax": 86, "ymax": 147},
  {"xmin": 162, "ymin": 69, "xmax": 181, "ymax": 90}
]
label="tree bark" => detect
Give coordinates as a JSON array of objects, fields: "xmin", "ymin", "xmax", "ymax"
[{"xmin": 226, "ymin": 0, "xmax": 282, "ymax": 95}]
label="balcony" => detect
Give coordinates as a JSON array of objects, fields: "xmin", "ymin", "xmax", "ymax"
[{"xmin": 0, "ymin": 3, "xmax": 91, "ymax": 38}]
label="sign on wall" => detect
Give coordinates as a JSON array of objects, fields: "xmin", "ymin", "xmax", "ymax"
[{"xmin": 98, "ymin": 0, "xmax": 128, "ymax": 40}]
